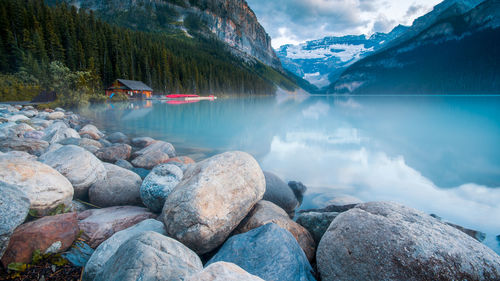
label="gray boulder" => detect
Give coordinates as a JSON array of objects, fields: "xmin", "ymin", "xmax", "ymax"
[
  {"xmin": 0, "ymin": 137, "xmax": 49, "ymax": 156},
  {"xmin": 95, "ymin": 144, "xmax": 132, "ymax": 162},
  {"xmin": 263, "ymin": 171, "xmax": 299, "ymax": 216},
  {"xmin": 79, "ymin": 124, "xmax": 104, "ymax": 140},
  {"xmin": 186, "ymin": 262, "xmax": 264, "ymax": 281},
  {"xmin": 115, "ymin": 159, "xmax": 134, "ymax": 170},
  {"xmin": 0, "ymin": 150, "xmax": 37, "ymax": 161},
  {"xmin": 47, "ymin": 111, "xmax": 65, "ymax": 120},
  {"xmin": 163, "ymin": 151, "xmax": 265, "ymax": 254},
  {"xmin": 288, "ymin": 181, "xmax": 307, "ymax": 205},
  {"xmin": 43, "ymin": 121, "xmax": 80, "ymax": 144},
  {"xmin": 94, "ymin": 231, "xmax": 203, "ymax": 281},
  {"xmin": 7, "ymin": 114, "xmax": 29, "ymax": 122},
  {"xmin": 317, "ymin": 201, "xmax": 500, "ymax": 281},
  {"xmin": 131, "ymin": 137, "xmax": 155, "ymax": 148},
  {"xmin": 296, "ymin": 211, "xmax": 339, "ymax": 244},
  {"xmin": 131, "ymin": 141, "xmax": 176, "ymax": 169},
  {"xmin": 0, "ymin": 182, "xmax": 30, "ymax": 259},
  {"xmin": 24, "ymin": 130, "xmax": 44, "ymax": 140},
  {"xmin": 140, "ymin": 164, "xmax": 183, "ymax": 213},
  {"xmin": 89, "ymin": 163, "xmax": 142, "ymax": 207},
  {"xmin": 83, "ymin": 219, "xmax": 166, "ymax": 281},
  {"xmin": 58, "ymin": 137, "xmax": 103, "ymax": 149},
  {"xmin": 207, "ymin": 223, "xmax": 316, "ymax": 281},
  {"xmin": 40, "ymin": 145, "xmax": 106, "ymax": 199},
  {"xmin": 106, "ymin": 132, "xmax": 129, "ymax": 144}
]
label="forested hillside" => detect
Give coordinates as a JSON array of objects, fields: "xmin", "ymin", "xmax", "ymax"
[{"xmin": 0, "ymin": 0, "xmax": 304, "ymax": 103}]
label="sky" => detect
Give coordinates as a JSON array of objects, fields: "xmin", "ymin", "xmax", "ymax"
[{"xmin": 246, "ymin": 0, "xmax": 443, "ymax": 48}]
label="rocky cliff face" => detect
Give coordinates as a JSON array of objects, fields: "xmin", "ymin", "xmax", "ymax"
[{"xmin": 61, "ymin": 0, "xmax": 281, "ymax": 69}]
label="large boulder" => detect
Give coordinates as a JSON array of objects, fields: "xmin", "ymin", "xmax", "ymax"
[
  {"xmin": 95, "ymin": 144, "xmax": 132, "ymax": 162},
  {"xmin": 40, "ymin": 145, "xmax": 106, "ymax": 199},
  {"xmin": 263, "ymin": 171, "xmax": 299, "ymax": 216},
  {"xmin": 186, "ymin": 262, "xmax": 264, "ymax": 281},
  {"xmin": 0, "ymin": 137, "xmax": 49, "ymax": 156},
  {"xmin": 317, "ymin": 202, "xmax": 500, "ymax": 281},
  {"xmin": 94, "ymin": 231, "xmax": 203, "ymax": 281},
  {"xmin": 1, "ymin": 213, "xmax": 79, "ymax": 266},
  {"xmin": 0, "ymin": 150, "xmax": 37, "ymax": 161},
  {"xmin": 106, "ymin": 132, "xmax": 129, "ymax": 144},
  {"xmin": 43, "ymin": 121, "xmax": 80, "ymax": 144},
  {"xmin": 79, "ymin": 124, "xmax": 104, "ymax": 140},
  {"xmin": 0, "ymin": 182, "xmax": 30, "ymax": 259},
  {"xmin": 131, "ymin": 141, "xmax": 176, "ymax": 169},
  {"xmin": 296, "ymin": 211, "xmax": 339, "ymax": 244},
  {"xmin": 162, "ymin": 151, "xmax": 265, "ymax": 254},
  {"xmin": 207, "ymin": 223, "xmax": 316, "ymax": 281},
  {"xmin": 83, "ymin": 219, "xmax": 166, "ymax": 281},
  {"xmin": 140, "ymin": 164, "xmax": 183, "ymax": 213},
  {"xmin": 0, "ymin": 158, "xmax": 73, "ymax": 216},
  {"xmin": 235, "ymin": 200, "xmax": 316, "ymax": 262},
  {"xmin": 89, "ymin": 163, "xmax": 142, "ymax": 207},
  {"xmin": 78, "ymin": 206, "xmax": 156, "ymax": 248}
]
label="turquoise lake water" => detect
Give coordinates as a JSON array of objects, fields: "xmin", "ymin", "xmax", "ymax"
[{"xmin": 76, "ymin": 94, "xmax": 500, "ymax": 253}]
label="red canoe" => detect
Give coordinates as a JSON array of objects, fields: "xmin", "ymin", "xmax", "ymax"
[{"xmin": 166, "ymin": 94, "xmax": 200, "ymax": 98}]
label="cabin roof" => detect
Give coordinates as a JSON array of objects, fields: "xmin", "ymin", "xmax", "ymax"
[{"xmin": 114, "ymin": 79, "xmax": 153, "ymax": 91}]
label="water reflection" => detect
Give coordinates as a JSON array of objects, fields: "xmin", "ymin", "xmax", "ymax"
[{"xmin": 76, "ymin": 95, "xmax": 500, "ymax": 253}]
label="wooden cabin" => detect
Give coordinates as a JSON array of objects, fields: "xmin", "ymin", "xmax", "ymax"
[{"xmin": 106, "ymin": 79, "xmax": 153, "ymax": 99}]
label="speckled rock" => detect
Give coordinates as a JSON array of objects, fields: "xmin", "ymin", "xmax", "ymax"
[
  {"xmin": 235, "ymin": 200, "xmax": 316, "ymax": 262},
  {"xmin": 186, "ymin": 262, "xmax": 264, "ymax": 281},
  {"xmin": 163, "ymin": 151, "xmax": 265, "ymax": 254},
  {"xmin": 78, "ymin": 206, "xmax": 156, "ymax": 248},
  {"xmin": 79, "ymin": 124, "xmax": 104, "ymax": 140},
  {"xmin": 40, "ymin": 145, "xmax": 106, "ymax": 199},
  {"xmin": 0, "ymin": 182, "xmax": 30, "ymax": 259},
  {"xmin": 131, "ymin": 141, "xmax": 176, "ymax": 169},
  {"xmin": 140, "ymin": 164, "xmax": 183, "ymax": 213},
  {"xmin": 95, "ymin": 144, "xmax": 132, "ymax": 162},
  {"xmin": 263, "ymin": 171, "xmax": 299, "ymax": 216},
  {"xmin": 207, "ymin": 223, "xmax": 316, "ymax": 281},
  {"xmin": 83, "ymin": 219, "xmax": 166, "ymax": 281},
  {"xmin": 0, "ymin": 158, "xmax": 73, "ymax": 216},
  {"xmin": 1, "ymin": 213, "xmax": 79, "ymax": 266},
  {"xmin": 89, "ymin": 163, "xmax": 142, "ymax": 207},
  {"xmin": 94, "ymin": 231, "xmax": 203, "ymax": 281},
  {"xmin": 317, "ymin": 202, "xmax": 500, "ymax": 281},
  {"xmin": 296, "ymin": 211, "xmax": 339, "ymax": 244}
]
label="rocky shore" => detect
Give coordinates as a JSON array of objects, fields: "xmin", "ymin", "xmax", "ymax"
[{"xmin": 1, "ymin": 103, "xmax": 500, "ymax": 281}]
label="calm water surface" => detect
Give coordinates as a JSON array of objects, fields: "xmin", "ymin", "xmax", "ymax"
[{"xmin": 76, "ymin": 95, "xmax": 500, "ymax": 253}]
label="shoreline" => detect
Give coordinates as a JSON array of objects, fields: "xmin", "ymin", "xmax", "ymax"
[{"xmin": 1, "ymin": 103, "xmax": 500, "ymax": 280}]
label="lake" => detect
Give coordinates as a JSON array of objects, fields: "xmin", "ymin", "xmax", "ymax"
[{"xmin": 75, "ymin": 94, "xmax": 500, "ymax": 253}]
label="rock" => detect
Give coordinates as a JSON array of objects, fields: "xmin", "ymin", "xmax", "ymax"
[
  {"xmin": 0, "ymin": 137, "xmax": 49, "ymax": 156},
  {"xmin": 43, "ymin": 121, "xmax": 80, "ymax": 144},
  {"xmin": 0, "ymin": 158, "xmax": 73, "ymax": 216},
  {"xmin": 288, "ymin": 181, "xmax": 307, "ymax": 204},
  {"xmin": 54, "ymin": 107, "xmax": 65, "ymax": 112},
  {"xmin": 47, "ymin": 111, "xmax": 65, "ymax": 120},
  {"xmin": 62, "ymin": 241, "xmax": 94, "ymax": 267},
  {"xmin": 30, "ymin": 118, "xmax": 51, "ymax": 129},
  {"xmin": 23, "ymin": 130, "xmax": 44, "ymax": 140},
  {"xmin": 82, "ymin": 219, "xmax": 166, "ymax": 281},
  {"xmin": 106, "ymin": 132, "xmax": 129, "ymax": 144},
  {"xmin": 317, "ymin": 202, "xmax": 500, "ymax": 281},
  {"xmin": 165, "ymin": 156, "xmax": 196, "ymax": 165},
  {"xmin": 40, "ymin": 145, "xmax": 106, "ymax": 199},
  {"xmin": 131, "ymin": 141, "xmax": 176, "ymax": 169},
  {"xmin": 186, "ymin": 262, "xmax": 264, "ymax": 281},
  {"xmin": 296, "ymin": 211, "xmax": 339, "ymax": 244},
  {"xmin": 301, "ymin": 203, "xmax": 358, "ymax": 214},
  {"xmin": 235, "ymin": 200, "xmax": 316, "ymax": 262},
  {"xmin": 58, "ymin": 137, "xmax": 102, "ymax": 149},
  {"xmin": 132, "ymin": 167, "xmax": 150, "ymax": 179},
  {"xmin": 115, "ymin": 159, "xmax": 133, "ymax": 170},
  {"xmin": 262, "ymin": 171, "xmax": 299, "ymax": 216},
  {"xmin": 0, "ymin": 150, "xmax": 37, "ymax": 161},
  {"xmin": 1, "ymin": 123, "xmax": 35, "ymax": 138},
  {"xmin": 163, "ymin": 151, "xmax": 265, "ymax": 254},
  {"xmin": 99, "ymin": 138, "xmax": 112, "ymax": 147},
  {"xmin": 429, "ymin": 214, "xmax": 486, "ymax": 242},
  {"xmin": 131, "ymin": 137, "xmax": 155, "ymax": 148},
  {"xmin": 7, "ymin": 114, "xmax": 29, "ymax": 122},
  {"xmin": 70, "ymin": 200, "xmax": 92, "ymax": 213},
  {"xmin": 79, "ymin": 124, "xmax": 104, "ymax": 140},
  {"xmin": 78, "ymin": 206, "xmax": 156, "ymax": 248},
  {"xmin": 324, "ymin": 195, "xmax": 363, "ymax": 206},
  {"xmin": 21, "ymin": 110, "xmax": 37, "ymax": 118},
  {"xmin": 0, "ymin": 182, "xmax": 30, "ymax": 259},
  {"xmin": 140, "ymin": 164, "xmax": 183, "ymax": 213},
  {"xmin": 208, "ymin": 223, "xmax": 316, "ymax": 281},
  {"xmin": 94, "ymin": 231, "xmax": 203, "ymax": 281},
  {"xmin": 1, "ymin": 213, "xmax": 79, "ymax": 266},
  {"xmin": 89, "ymin": 163, "xmax": 142, "ymax": 207},
  {"xmin": 95, "ymin": 144, "xmax": 132, "ymax": 162}
]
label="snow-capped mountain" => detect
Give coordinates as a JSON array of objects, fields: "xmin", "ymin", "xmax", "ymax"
[{"xmin": 276, "ymin": 25, "xmax": 408, "ymax": 88}]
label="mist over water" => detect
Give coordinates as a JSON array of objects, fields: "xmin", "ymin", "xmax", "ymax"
[{"xmin": 76, "ymin": 95, "xmax": 500, "ymax": 253}]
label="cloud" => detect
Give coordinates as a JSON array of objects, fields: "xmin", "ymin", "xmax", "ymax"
[{"xmin": 246, "ymin": 0, "xmax": 441, "ymax": 47}]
